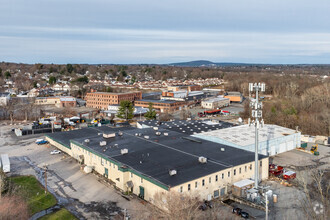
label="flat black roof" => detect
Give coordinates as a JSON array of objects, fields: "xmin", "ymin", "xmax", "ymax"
[
  {"xmin": 48, "ymin": 125, "xmax": 266, "ymax": 188},
  {"xmin": 138, "ymin": 119, "xmax": 235, "ymax": 135},
  {"xmin": 46, "ymin": 126, "xmax": 134, "ymax": 148}
]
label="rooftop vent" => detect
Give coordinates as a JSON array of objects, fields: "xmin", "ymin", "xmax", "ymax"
[
  {"xmin": 98, "ymin": 133, "xmax": 102, "ymax": 135},
  {"xmin": 103, "ymin": 133, "xmax": 116, "ymax": 138},
  {"xmin": 135, "ymin": 133, "xmax": 138, "ymax": 136},
  {"xmin": 121, "ymin": 148, "xmax": 128, "ymax": 155},
  {"xmin": 156, "ymin": 132, "xmax": 161, "ymax": 136},
  {"xmin": 84, "ymin": 139, "xmax": 90, "ymax": 143},
  {"xmin": 144, "ymin": 135, "xmax": 150, "ymax": 139},
  {"xmin": 221, "ymin": 148, "xmax": 225, "ymax": 151},
  {"xmin": 198, "ymin": 156, "xmax": 207, "ymax": 164},
  {"xmin": 118, "ymin": 131, "xmax": 123, "ymax": 136},
  {"xmin": 169, "ymin": 169, "xmax": 177, "ymax": 176},
  {"xmin": 100, "ymin": 141, "xmax": 106, "ymax": 146},
  {"xmin": 153, "ymin": 127, "xmax": 159, "ymax": 130},
  {"xmin": 164, "ymin": 132, "xmax": 169, "ymax": 136}
]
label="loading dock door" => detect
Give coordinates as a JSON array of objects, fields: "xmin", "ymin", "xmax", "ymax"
[
  {"xmin": 104, "ymin": 168, "xmax": 108, "ymax": 178},
  {"xmin": 139, "ymin": 186, "xmax": 145, "ymax": 199},
  {"xmin": 214, "ymin": 190, "xmax": 219, "ymax": 198},
  {"xmin": 220, "ymin": 187, "xmax": 226, "ymax": 196}
]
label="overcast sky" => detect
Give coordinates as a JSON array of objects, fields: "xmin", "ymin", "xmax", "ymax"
[{"xmin": 1, "ymin": 0, "xmax": 330, "ymax": 64}]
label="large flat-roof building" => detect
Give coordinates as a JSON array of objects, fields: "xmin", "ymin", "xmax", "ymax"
[
  {"xmin": 134, "ymin": 99, "xmax": 187, "ymax": 113},
  {"xmin": 193, "ymin": 124, "xmax": 301, "ymax": 156},
  {"xmin": 46, "ymin": 125, "xmax": 268, "ymax": 207},
  {"xmin": 201, "ymin": 96, "xmax": 230, "ymax": 109},
  {"xmin": 85, "ymin": 91, "xmax": 142, "ymax": 110}
]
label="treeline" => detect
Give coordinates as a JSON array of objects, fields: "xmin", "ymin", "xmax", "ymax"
[{"xmin": 237, "ymin": 73, "xmax": 329, "ymax": 136}]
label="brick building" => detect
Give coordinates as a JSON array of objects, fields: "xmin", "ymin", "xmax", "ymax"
[
  {"xmin": 134, "ymin": 99, "xmax": 187, "ymax": 113},
  {"xmin": 85, "ymin": 91, "xmax": 142, "ymax": 109}
]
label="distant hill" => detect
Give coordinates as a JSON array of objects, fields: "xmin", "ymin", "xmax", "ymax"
[{"xmin": 168, "ymin": 60, "xmax": 252, "ymax": 67}]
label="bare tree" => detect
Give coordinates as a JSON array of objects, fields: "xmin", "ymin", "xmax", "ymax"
[{"xmin": 296, "ymin": 165, "xmax": 329, "ymax": 220}]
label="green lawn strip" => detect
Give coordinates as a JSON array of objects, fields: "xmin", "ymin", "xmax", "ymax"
[
  {"xmin": 9, "ymin": 176, "xmax": 57, "ymax": 215},
  {"xmin": 38, "ymin": 208, "xmax": 77, "ymax": 220}
]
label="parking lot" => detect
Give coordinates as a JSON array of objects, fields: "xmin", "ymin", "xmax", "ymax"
[{"xmin": 0, "ymin": 124, "xmax": 148, "ymax": 219}]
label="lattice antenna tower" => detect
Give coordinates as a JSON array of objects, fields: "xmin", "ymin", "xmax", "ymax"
[{"xmin": 248, "ymin": 82, "xmax": 265, "ymax": 190}]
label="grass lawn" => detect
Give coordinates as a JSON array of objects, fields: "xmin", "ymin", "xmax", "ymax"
[
  {"xmin": 39, "ymin": 208, "xmax": 77, "ymax": 220},
  {"xmin": 9, "ymin": 176, "xmax": 57, "ymax": 215}
]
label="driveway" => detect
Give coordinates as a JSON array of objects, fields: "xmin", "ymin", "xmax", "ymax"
[{"xmin": 0, "ymin": 124, "xmax": 148, "ymax": 219}]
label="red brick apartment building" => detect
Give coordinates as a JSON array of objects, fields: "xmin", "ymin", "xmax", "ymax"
[{"xmin": 85, "ymin": 91, "xmax": 142, "ymax": 109}]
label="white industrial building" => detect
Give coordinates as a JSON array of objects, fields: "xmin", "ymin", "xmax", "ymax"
[
  {"xmin": 201, "ymin": 96, "xmax": 230, "ymax": 109},
  {"xmin": 193, "ymin": 124, "xmax": 301, "ymax": 156}
]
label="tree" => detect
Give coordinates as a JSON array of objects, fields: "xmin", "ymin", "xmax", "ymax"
[
  {"xmin": 144, "ymin": 103, "xmax": 157, "ymax": 120},
  {"xmin": 4, "ymin": 71, "xmax": 11, "ymax": 79},
  {"xmin": 297, "ymin": 162, "xmax": 329, "ymax": 220},
  {"xmin": 66, "ymin": 64, "xmax": 74, "ymax": 73},
  {"xmin": 74, "ymin": 76, "xmax": 89, "ymax": 84},
  {"xmin": 48, "ymin": 76, "xmax": 56, "ymax": 85},
  {"xmin": 117, "ymin": 100, "xmax": 134, "ymax": 121}
]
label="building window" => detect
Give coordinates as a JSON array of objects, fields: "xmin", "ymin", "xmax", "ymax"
[
  {"xmin": 250, "ymin": 164, "xmax": 252, "ymax": 170},
  {"xmin": 131, "ymin": 173, "xmax": 133, "ymax": 178},
  {"xmin": 179, "ymin": 186, "xmax": 183, "ymax": 193},
  {"xmin": 245, "ymin": 166, "xmax": 247, "ymax": 172},
  {"xmin": 202, "ymin": 179, "xmax": 205, "ymax": 186},
  {"xmin": 113, "ymin": 163, "xmax": 115, "ymax": 168},
  {"xmin": 260, "ymin": 161, "xmax": 262, "ymax": 167},
  {"xmin": 222, "ymin": 173, "xmax": 224, "ymax": 179},
  {"xmin": 228, "ymin": 171, "xmax": 230, "ymax": 177},
  {"xmin": 188, "ymin": 184, "xmax": 191, "ymax": 191},
  {"xmin": 209, "ymin": 177, "xmax": 211, "ymax": 184},
  {"xmin": 215, "ymin": 175, "xmax": 218, "ymax": 182},
  {"xmin": 239, "ymin": 168, "xmax": 241, "ymax": 174},
  {"xmin": 195, "ymin": 182, "xmax": 198, "ymax": 188},
  {"xmin": 234, "ymin": 169, "xmax": 236, "ymax": 176},
  {"xmin": 141, "ymin": 178, "xmax": 143, "ymax": 183}
]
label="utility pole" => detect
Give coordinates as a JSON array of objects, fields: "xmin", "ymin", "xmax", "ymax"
[
  {"xmin": 248, "ymin": 83, "xmax": 265, "ymax": 190},
  {"xmin": 266, "ymin": 193, "xmax": 268, "ymax": 220}
]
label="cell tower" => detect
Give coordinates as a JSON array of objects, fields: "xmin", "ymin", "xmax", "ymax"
[{"xmin": 248, "ymin": 82, "xmax": 265, "ymax": 189}]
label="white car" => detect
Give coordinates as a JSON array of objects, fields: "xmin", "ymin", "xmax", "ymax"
[{"xmin": 50, "ymin": 150, "xmax": 61, "ymax": 155}]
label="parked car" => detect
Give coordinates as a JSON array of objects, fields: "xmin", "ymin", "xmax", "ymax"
[
  {"xmin": 240, "ymin": 211, "xmax": 249, "ymax": 219},
  {"xmin": 50, "ymin": 150, "xmax": 61, "ymax": 155},
  {"xmin": 36, "ymin": 139, "xmax": 48, "ymax": 145},
  {"xmin": 232, "ymin": 207, "xmax": 242, "ymax": 215},
  {"xmin": 199, "ymin": 203, "xmax": 207, "ymax": 211},
  {"xmin": 205, "ymin": 200, "xmax": 213, "ymax": 209}
]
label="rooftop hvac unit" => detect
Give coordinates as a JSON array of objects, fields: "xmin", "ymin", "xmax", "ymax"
[
  {"xmin": 144, "ymin": 135, "xmax": 150, "ymax": 139},
  {"xmin": 100, "ymin": 141, "xmax": 107, "ymax": 146},
  {"xmin": 221, "ymin": 148, "xmax": 225, "ymax": 151},
  {"xmin": 121, "ymin": 148, "xmax": 128, "ymax": 155},
  {"xmin": 199, "ymin": 156, "xmax": 207, "ymax": 163},
  {"xmin": 103, "ymin": 133, "xmax": 116, "ymax": 138},
  {"xmin": 169, "ymin": 169, "xmax": 177, "ymax": 176},
  {"xmin": 164, "ymin": 132, "xmax": 169, "ymax": 136},
  {"xmin": 153, "ymin": 127, "xmax": 159, "ymax": 131},
  {"xmin": 156, "ymin": 132, "xmax": 161, "ymax": 136},
  {"xmin": 138, "ymin": 133, "xmax": 142, "ymax": 137},
  {"xmin": 135, "ymin": 133, "xmax": 138, "ymax": 136},
  {"xmin": 84, "ymin": 139, "xmax": 90, "ymax": 143},
  {"xmin": 118, "ymin": 131, "xmax": 123, "ymax": 136}
]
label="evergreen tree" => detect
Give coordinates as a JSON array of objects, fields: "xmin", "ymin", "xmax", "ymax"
[
  {"xmin": 48, "ymin": 76, "xmax": 56, "ymax": 84},
  {"xmin": 117, "ymin": 100, "xmax": 134, "ymax": 120},
  {"xmin": 144, "ymin": 103, "xmax": 157, "ymax": 120}
]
